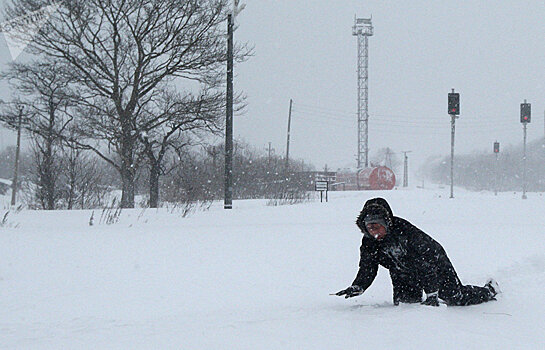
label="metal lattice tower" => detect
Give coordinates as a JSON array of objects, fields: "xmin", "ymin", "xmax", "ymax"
[{"xmin": 352, "ymin": 16, "xmax": 373, "ymax": 169}]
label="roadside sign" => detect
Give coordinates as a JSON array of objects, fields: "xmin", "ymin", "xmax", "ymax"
[
  {"xmin": 315, "ymin": 181, "xmax": 328, "ymax": 191},
  {"xmin": 315, "ymin": 180, "xmax": 329, "ymax": 202}
]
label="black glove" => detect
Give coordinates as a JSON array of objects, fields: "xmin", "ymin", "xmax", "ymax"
[
  {"xmin": 421, "ymin": 291, "xmax": 439, "ymax": 306},
  {"xmin": 335, "ymin": 285, "xmax": 364, "ymax": 299}
]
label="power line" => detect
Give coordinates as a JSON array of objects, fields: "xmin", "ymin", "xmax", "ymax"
[
  {"xmin": 294, "ymin": 101, "xmax": 526, "ymax": 123},
  {"xmin": 293, "ymin": 111, "xmax": 522, "ymax": 133}
]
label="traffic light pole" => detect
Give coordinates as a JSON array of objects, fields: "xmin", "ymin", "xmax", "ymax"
[
  {"xmin": 522, "ymin": 122, "xmax": 527, "ymax": 199},
  {"xmin": 493, "ymin": 141, "xmax": 499, "ymax": 196},
  {"xmin": 450, "ymin": 114, "xmax": 456, "ymax": 199},
  {"xmin": 519, "ymin": 100, "xmax": 530, "ymax": 199},
  {"xmin": 494, "ymin": 152, "xmax": 499, "ymax": 196},
  {"xmin": 447, "ymin": 89, "xmax": 459, "ymax": 199}
]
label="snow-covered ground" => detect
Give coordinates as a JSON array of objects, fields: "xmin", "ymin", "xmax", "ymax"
[{"xmin": 1, "ymin": 187, "xmax": 544, "ymax": 349}]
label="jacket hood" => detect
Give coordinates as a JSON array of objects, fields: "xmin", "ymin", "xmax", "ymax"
[{"xmin": 356, "ymin": 197, "xmax": 394, "ymax": 237}]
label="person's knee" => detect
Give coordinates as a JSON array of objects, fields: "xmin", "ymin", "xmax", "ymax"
[
  {"xmin": 394, "ymin": 294, "xmax": 422, "ymax": 304},
  {"xmin": 393, "ymin": 286, "xmax": 423, "ymax": 304}
]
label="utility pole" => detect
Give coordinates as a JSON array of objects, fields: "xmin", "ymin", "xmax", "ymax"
[
  {"xmin": 401, "ymin": 151, "xmax": 412, "ymax": 187},
  {"xmin": 352, "ymin": 16, "xmax": 373, "ymax": 169},
  {"xmin": 285, "ymin": 99, "xmax": 293, "ymax": 172},
  {"xmin": 267, "ymin": 142, "xmax": 273, "ymax": 166},
  {"xmin": 224, "ymin": 1, "xmax": 245, "ymax": 210},
  {"xmin": 11, "ymin": 105, "xmax": 23, "ymax": 206},
  {"xmin": 224, "ymin": 13, "xmax": 234, "ymax": 210}
]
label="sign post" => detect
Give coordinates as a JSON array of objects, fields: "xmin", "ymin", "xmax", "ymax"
[{"xmin": 315, "ymin": 181, "xmax": 329, "ymax": 202}]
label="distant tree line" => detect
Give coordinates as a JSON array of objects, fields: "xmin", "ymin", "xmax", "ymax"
[
  {"xmin": 0, "ymin": 139, "xmax": 314, "ymax": 209},
  {"xmin": 423, "ymin": 139, "xmax": 545, "ymax": 192}
]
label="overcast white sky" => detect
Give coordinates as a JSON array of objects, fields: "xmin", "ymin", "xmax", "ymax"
[{"xmin": 1, "ymin": 1, "xmax": 545, "ymax": 176}]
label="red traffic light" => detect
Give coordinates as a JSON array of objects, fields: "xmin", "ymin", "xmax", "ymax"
[
  {"xmin": 520, "ymin": 103, "xmax": 531, "ymax": 123},
  {"xmin": 448, "ymin": 93, "xmax": 460, "ymax": 115}
]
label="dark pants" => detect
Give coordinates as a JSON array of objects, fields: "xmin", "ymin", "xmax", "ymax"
[
  {"xmin": 438, "ymin": 268, "xmax": 495, "ymax": 306},
  {"xmin": 390, "ymin": 269, "xmax": 494, "ymax": 306},
  {"xmin": 390, "ymin": 271, "xmax": 423, "ymax": 305}
]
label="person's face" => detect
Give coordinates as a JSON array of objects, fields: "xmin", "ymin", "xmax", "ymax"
[{"xmin": 365, "ymin": 223, "xmax": 387, "ymax": 240}]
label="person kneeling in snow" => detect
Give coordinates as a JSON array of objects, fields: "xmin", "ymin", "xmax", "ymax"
[{"xmin": 335, "ymin": 198, "xmax": 499, "ymax": 306}]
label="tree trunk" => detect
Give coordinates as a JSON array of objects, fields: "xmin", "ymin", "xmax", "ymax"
[
  {"xmin": 120, "ymin": 165, "xmax": 135, "ymax": 208},
  {"xmin": 45, "ymin": 156, "xmax": 55, "ymax": 210},
  {"xmin": 67, "ymin": 171, "xmax": 75, "ymax": 210},
  {"xmin": 67, "ymin": 168, "xmax": 74, "ymax": 210},
  {"xmin": 81, "ymin": 187, "xmax": 86, "ymax": 209},
  {"xmin": 149, "ymin": 164, "xmax": 160, "ymax": 208},
  {"xmin": 43, "ymin": 135, "xmax": 56, "ymax": 210},
  {"xmin": 44, "ymin": 107, "xmax": 58, "ymax": 210},
  {"xmin": 67, "ymin": 190, "xmax": 73, "ymax": 210},
  {"xmin": 120, "ymin": 124, "xmax": 136, "ymax": 208}
]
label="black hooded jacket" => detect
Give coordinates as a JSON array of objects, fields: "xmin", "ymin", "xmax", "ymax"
[{"xmin": 352, "ymin": 198, "xmax": 456, "ymax": 294}]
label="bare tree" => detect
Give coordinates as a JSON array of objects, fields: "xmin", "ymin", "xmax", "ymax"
[
  {"xmin": 159, "ymin": 140, "xmax": 313, "ymax": 202},
  {"xmin": 29, "ymin": 139, "xmax": 63, "ymax": 209},
  {"xmin": 0, "ymin": 60, "xmax": 74, "ymax": 210},
  {"xmin": 60, "ymin": 139, "xmax": 110, "ymax": 209},
  {"xmin": 4, "ymin": 0, "xmax": 249, "ymax": 208},
  {"xmin": 371, "ymin": 147, "xmax": 401, "ymax": 173},
  {"xmin": 138, "ymin": 85, "xmax": 232, "ymax": 207}
]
